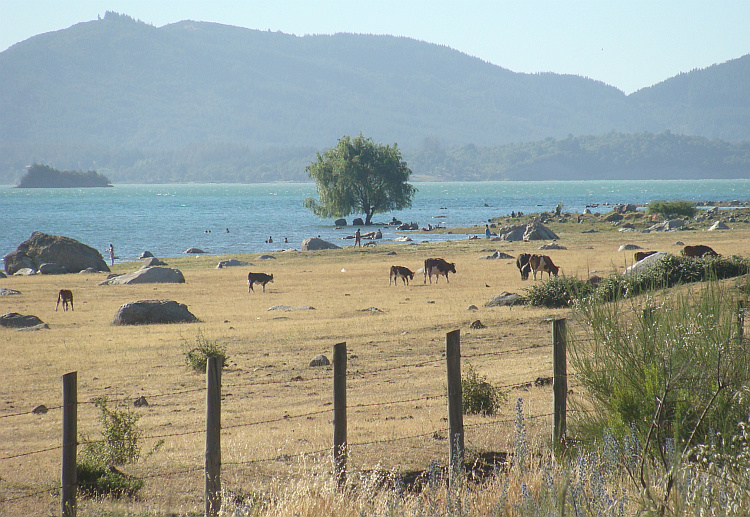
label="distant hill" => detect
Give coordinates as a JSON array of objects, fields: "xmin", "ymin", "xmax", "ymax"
[
  {"xmin": 16, "ymin": 164, "xmax": 112, "ymax": 188},
  {"xmin": 0, "ymin": 11, "xmax": 748, "ymax": 183}
]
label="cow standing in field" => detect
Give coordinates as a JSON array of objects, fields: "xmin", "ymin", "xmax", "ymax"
[
  {"xmin": 389, "ymin": 265, "xmax": 415, "ymax": 285},
  {"xmin": 516, "ymin": 253, "xmax": 531, "ymax": 280},
  {"xmin": 529, "ymin": 254, "xmax": 559, "ymax": 280},
  {"xmin": 55, "ymin": 289, "xmax": 74, "ymax": 311},
  {"xmin": 424, "ymin": 258, "xmax": 456, "ymax": 284},
  {"xmin": 248, "ymin": 272, "xmax": 274, "ymax": 292},
  {"xmin": 681, "ymin": 245, "xmax": 719, "ymax": 258}
]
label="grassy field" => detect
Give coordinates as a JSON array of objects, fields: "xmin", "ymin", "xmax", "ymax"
[{"xmin": 1, "ymin": 213, "xmax": 748, "ymax": 516}]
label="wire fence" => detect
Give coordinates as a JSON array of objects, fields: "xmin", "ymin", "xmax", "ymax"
[{"xmin": 0, "ymin": 328, "xmax": 560, "ymax": 516}]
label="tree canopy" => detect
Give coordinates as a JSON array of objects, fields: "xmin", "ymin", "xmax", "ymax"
[{"xmin": 304, "ymin": 134, "xmax": 417, "ymax": 225}]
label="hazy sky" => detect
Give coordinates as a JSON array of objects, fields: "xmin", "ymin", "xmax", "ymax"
[{"xmin": 2, "ymin": 0, "xmax": 748, "ymax": 94}]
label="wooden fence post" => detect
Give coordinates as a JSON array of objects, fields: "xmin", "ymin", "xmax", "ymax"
[
  {"xmin": 446, "ymin": 329, "xmax": 464, "ymax": 483},
  {"xmin": 205, "ymin": 356, "xmax": 222, "ymax": 517},
  {"xmin": 333, "ymin": 342, "xmax": 347, "ymax": 489},
  {"xmin": 552, "ymin": 319, "xmax": 567, "ymax": 452},
  {"xmin": 61, "ymin": 371, "xmax": 77, "ymax": 517},
  {"xmin": 738, "ymin": 300, "xmax": 746, "ymax": 345}
]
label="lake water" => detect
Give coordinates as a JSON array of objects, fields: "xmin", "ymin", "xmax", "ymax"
[{"xmin": 2, "ymin": 180, "xmax": 749, "ymax": 263}]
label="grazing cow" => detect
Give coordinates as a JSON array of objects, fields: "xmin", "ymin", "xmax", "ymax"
[
  {"xmin": 634, "ymin": 251, "xmax": 658, "ymax": 262},
  {"xmin": 248, "ymin": 272, "xmax": 274, "ymax": 292},
  {"xmin": 681, "ymin": 245, "xmax": 719, "ymax": 258},
  {"xmin": 516, "ymin": 253, "xmax": 531, "ymax": 280},
  {"xmin": 424, "ymin": 258, "xmax": 457, "ymax": 284},
  {"xmin": 55, "ymin": 289, "xmax": 74, "ymax": 311},
  {"xmin": 389, "ymin": 265, "xmax": 415, "ymax": 286},
  {"xmin": 528, "ymin": 254, "xmax": 559, "ymax": 280}
]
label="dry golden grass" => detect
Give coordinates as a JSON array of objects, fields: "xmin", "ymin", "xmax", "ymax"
[{"xmin": 1, "ymin": 221, "xmax": 748, "ymax": 515}]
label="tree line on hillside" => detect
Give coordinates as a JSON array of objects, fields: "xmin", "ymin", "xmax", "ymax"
[
  {"xmin": 1, "ymin": 132, "xmax": 748, "ymax": 185},
  {"xmin": 16, "ymin": 164, "xmax": 112, "ymax": 188}
]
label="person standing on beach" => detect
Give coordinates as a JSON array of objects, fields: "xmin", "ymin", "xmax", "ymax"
[
  {"xmin": 354, "ymin": 228, "xmax": 361, "ymax": 247},
  {"xmin": 108, "ymin": 244, "xmax": 115, "ymax": 265},
  {"xmin": 485, "ymin": 224, "xmax": 491, "ymax": 239}
]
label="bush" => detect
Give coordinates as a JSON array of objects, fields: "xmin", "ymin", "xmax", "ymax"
[
  {"xmin": 78, "ymin": 397, "xmax": 143, "ymax": 498},
  {"xmin": 462, "ymin": 363, "xmax": 505, "ymax": 416},
  {"xmin": 524, "ymin": 276, "xmax": 595, "ymax": 308},
  {"xmin": 184, "ymin": 329, "xmax": 229, "ymax": 373},
  {"xmin": 647, "ymin": 199, "xmax": 697, "ymax": 219},
  {"xmin": 570, "ymin": 281, "xmax": 750, "ymax": 459}
]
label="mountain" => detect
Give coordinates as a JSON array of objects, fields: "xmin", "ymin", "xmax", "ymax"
[{"xmin": 0, "ymin": 12, "xmax": 748, "ymax": 183}]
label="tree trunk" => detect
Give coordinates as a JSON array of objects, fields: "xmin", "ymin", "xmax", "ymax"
[{"xmin": 365, "ymin": 211, "xmax": 374, "ymax": 225}]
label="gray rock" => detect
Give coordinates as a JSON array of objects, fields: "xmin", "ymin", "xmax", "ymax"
[
  {"xmin": 708, "ymin": 221, "xmax": 729, "ymax": 231},
  {"xmin": 309, "ymin": 354, "xmax": 330, "ymax": 367},
  {"xmin": 79, "ymin": 267, "xmax": 100, "ymax": 274},
  {"xmin": 38, "ymin": 263, "xmax": 68, "ymax": 275},
  {"xmin": 485, "ymin": 292, "xmax": 524, "ymax": 307},
  {"xmin": 100, "ymin": 267, "xmax": 186, "ymax": 285},
  {"xmin": 112, "ymin": 300, "xmax": 198, "ymax": 325},
  {"xmin": 301, "ymin": 238, "xmax": 341, "ymax": 251},
  {"xmin": 13, "ymin": 268, "xmax": 36, "ymax": 276},
  {"xmin": 605, "ymin": 213, "xmax": 624, "ymax": 222},
  {"xmin": 0, "ymin": 271, "xmax": 5, "ymax": 278},
  {"xmin": 184, "ymin": 247, "xmax": 206, "ymax": 254},
  {"xmin": 141, "ymin": 257, "xmax": 167, "ymax": 268},
  {"xmin": 0, "ymin": 288, "xmax": 21, "ymax": 296},
  {"xmin": 467, "ymin": 305, "xmax": 479, "ymax": 311},
  {"xmin": 334, "ymin": 218, "xmax": 347, "ymax": 226},
  {"xmin": 216, "ymin": 259, "xmax": 250, "ymax": 268},
  {"xmin": 352, "ymin": 218, "xmax": 365, "ymax": 226},
  {"xmin": 17, "ymin": 323, "xmax": 50, "ymax": 331},
  {"xmin": 478, "ymin": 251, "xmax": 515, "ymax": 260},
  {"xmin": 539, "ymin": 242, "xmax": 567, "ymax": 250},
  {"xmin": 469, "ymin": 320, "xmax": 486, "ymax": 329},
  {"xmin": 0, "ymin": 312, "xmax": 45, "ymax": 328},
  {"xmin": 267, "ymin": 305, "xmax": 316, "ymax": 311},
  {"xmin": 3, "ymin": 231, "xmax": 109, "ymax": 275},
  {"xmin": 133, "ymin": 396, "xmax": 149, "ymax": 407},
  {"xmin": 32, "ymin": 405, "xmax": 48, "ymax": 414},
  {"xmin": 496, "ymin": 222, "xmax": 559, "ymax": 242},
  {"xmin": 257, "ymin": 255, "xmax": 276, "ymax": 260},
  {"xmin": 139, "ymin": 251, "xmax": 154, "ymax": 259},
  {"xmin": 618, "ymin": 244, "xmax": 642, "ymax": 251},
  {"xmin": 647, "ymin": 219, "xmax": 685, "ymax": 232},
  {"xmin": 624, "ymin": 252, "xmax": 671, "ymax": 276}
]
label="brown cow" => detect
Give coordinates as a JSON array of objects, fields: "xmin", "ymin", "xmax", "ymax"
[
  {"xmin": 634, "ymin": 251, "xmax": 658, "ymax": 262},
  {"xmin": 681, "ymin": 245, "xmax": 719, "ymax": 258},
  {"xmin": 516, "ymin": 253, "xmax": 531, "ymax": 280},
  {"xmin": 424, "ymin": 258, "xmax": 456, "ymax": 284},
  {"xmin": 389, "ymin": 265, "xmax": 414, "ymax": 286},
  {"xmin": 55, "ymin": 289, "xmax": 74, "ymax": 311},
  {"xmin": 528, "ymin": 254, "xmax": 559, "ymax": 280}
]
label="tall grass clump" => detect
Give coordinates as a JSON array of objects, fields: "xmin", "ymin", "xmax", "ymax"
[
  {"xmin": 569, "ymin": 281, "xmax": 750, "ymax": 512},
  {"xmin": 183, "ymin": 328, "xmax": 229, "ymax": 372}
]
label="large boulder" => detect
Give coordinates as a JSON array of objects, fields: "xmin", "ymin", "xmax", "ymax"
[
  {"xmin": 141, "ymin": 257, "xmax": 167, "ymax": 268},
  {"xmin": 495, "ymin": 223, "xmax": 558, "ymax": 242},
  {"xmin": 301, "ymin": 238, "xmax": 341, "ymax": 251},
  {"xmin": 3, "ymin": 231, "xmax": 109, "ymax": 275},
  {"xmin": 112, "ymin": 300, "xmax": 198, "ymax": 325},
  {"xmin": 0, "ymin": 312, "xmax": 45, "ymax": 329},
  {"xmin": 216, "ymin": 259, "xmax": 250, "ymax": 268},
  {"xmin": 39, "ymin": 263, "xmax": 69, "ymax": 275},
  {"xmin": 647, "ymin": 219, "xmax": 685, "ymax": 232},
  {"xmin": 486, "ymin": 292, "xmax": 524, "ymax": 307},
  {"xmin": 624, "ymin": 252, "xmax": 671, "ymax": 276},
  {"xmin": 334, "ymin": 218, "xmax": 347, "ymax": 226},
  {"xmin": 100, "ymin": 267, "xmax": 185, "ymax": 285}
]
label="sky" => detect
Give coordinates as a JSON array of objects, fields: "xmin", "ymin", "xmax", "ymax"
[{"xmin": 1, "ymin": 0, "xmax": 749, "ymax": 94}]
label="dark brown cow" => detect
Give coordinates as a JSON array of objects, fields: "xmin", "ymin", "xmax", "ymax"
[
  {"xmin": 389, "ymin": 265, "xmax": 415, "ymax": 286},
  {"xmin": 424, "ymin": 258, "xmax": 456, "ymax": 284},
  {"xmin": 681, "ymin": 245, "xmax": 719, "ymax": 258},
  {"xmin": 516, "ymin": 253, "xmax": 531, "ymax": 280},
  {"xmin": 55, "ymin": 289, "xmax": 74, "ymax": 311},
  {"xmin": 634, "ymin": 251, "xmax": 658, "ymax": 262},
  {"xmin": 248, "ymin": 272, "xmax": 274, "ymax": 292},
  {"xmin": 528, "ymin": 254, "xmax": 559, "ymax": 280}
]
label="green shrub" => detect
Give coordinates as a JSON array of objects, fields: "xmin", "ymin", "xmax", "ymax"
[
  {"xmin": 184, "ymin": 329, "xmax": 228, "ymax": 373},
  {"xmin": 524, "ymin": 276, "xmax": 595, "ymax": 308},
  {"xmin": 462, "ymin": 363, "xmax": 505, "ymax": 416},
  {"xmin": 78, "ymin": 397, "xmax": 143, "ymax": 498},
  {"xmin": 570, "ymin": 281, "xmax": 750, "ymax": 460},
  {"xmin": 647, "ymin": 199, "xmax": 697, "ymax": 219}
]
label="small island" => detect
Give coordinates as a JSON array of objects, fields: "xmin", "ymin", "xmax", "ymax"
[{"xmin": 16, "ymin": 164, "xmax": 113, "ymax": 188}]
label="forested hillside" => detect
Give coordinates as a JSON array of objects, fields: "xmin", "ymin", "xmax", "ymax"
[{"xmin": 0, "ymin": 12, "xmax": 748, "ymax": 183}]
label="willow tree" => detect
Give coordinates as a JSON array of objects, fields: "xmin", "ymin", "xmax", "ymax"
[{"xmin": 304, "ymin": 134, "xmax": 416, "ymax": 225}]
